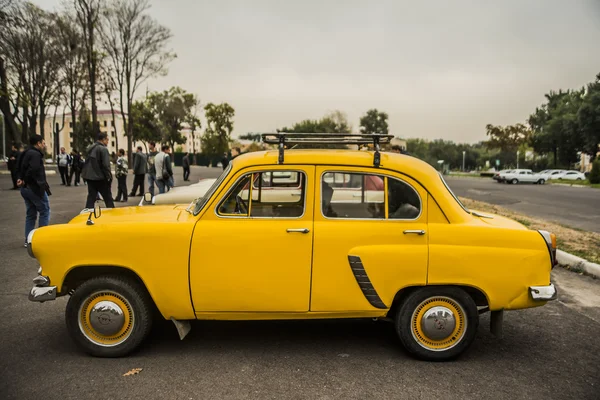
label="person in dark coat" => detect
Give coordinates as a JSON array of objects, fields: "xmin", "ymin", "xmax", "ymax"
[
  {"xmin": 68, "ymin": 150, "xmax": 83, "ymax": 186},
  {"xmin": 16, "ymin": 135, "xmax": 51, "ymax": 246},
  {"xmin": 129, "ymin": 146, "xmax": 147, "ymax": 196},
  {"xmin": 221, "ymin": 152, "xmax": 229, "ymax": 170},
  {"xmin": 81, "ymin": 133, "xmax": 115, "ymax": 209},
  {"xmin": 8, "ymin": 143, "xmax": 22, "ymax": 189},
  {"xmin": 182, "ymin": 152, "xmax": 190, "ymax": 181}
]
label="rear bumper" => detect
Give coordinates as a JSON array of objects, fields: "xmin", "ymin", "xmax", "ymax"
[{"xmin": 529, "ymin": 284, "xmax": 557, "ymax": 301}]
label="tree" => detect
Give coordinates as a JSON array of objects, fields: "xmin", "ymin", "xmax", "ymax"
[
  {"xmin": 530, "ymin": 89, "xmax": 585, "ymax": 167},
  {"xmin": 578, "ymin": 74, "xmax": 600, "ymax": 160},
  {"xmin": 589, "ymin": 160, "xmax": 600, "ymax": 184},
  {"xmin": 129, "ymin": 99, "xmax": 161, "ymax": 151},
  {"xmin": 100, "ymin": 0, "xmax": 175, "ymax": 162},
  {"xmin": 74, "ymin": 0, "xmax": 103, "ymax": 135},
  {"xmin": 73, "ymin": 107, "xmax": 95, "ymax": 152},
  {"xmin": 278, "ymin": 110, "xmax": 351, "ymax": 148},
  {"xmin": 359, "ymin": 109, "xmax": 389, "ymax": 135},
  {"xmin": 144, "ymin": 87, "xmax": 197, "ymax": 150},
  {"xmin": 485, "ymin": 123, "xmax": 531, "ymax": 153},
  {"xmin": 239, "ymin": 133, "xmax": 262, "ymax": 142},
  {"xmin": 55, "ymin": 10, "xmax": 87, "ymax": 153},
  {"xmin": 201, "ymin": 102, "xmax": 235, "ymax": 158}
]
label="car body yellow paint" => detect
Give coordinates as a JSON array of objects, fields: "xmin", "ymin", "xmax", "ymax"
[{"xmin": 30, "ymin": 149, "xmax": 554, "ymax": 321}]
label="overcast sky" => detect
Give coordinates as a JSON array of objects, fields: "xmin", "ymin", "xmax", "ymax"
[{"xmin": 36, "ymin": 0, "xmax": 600, "ymax": 142}]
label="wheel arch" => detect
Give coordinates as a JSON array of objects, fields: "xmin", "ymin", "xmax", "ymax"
[{"xmin": 387, "ymin": 284, "xmax": 489, "ymax": 318}]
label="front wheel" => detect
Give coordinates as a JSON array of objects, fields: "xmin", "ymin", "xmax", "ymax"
[
  {"xmin": 65, "ymin": 275, "xmax": 153, "ymax": 357},
  {"xmin": 395, "ymin": 287, "xmax": 479, "ymax": 361},
  {"xmin": 538, "ymin": 179, "xmax": 545, "ymax": 185}
]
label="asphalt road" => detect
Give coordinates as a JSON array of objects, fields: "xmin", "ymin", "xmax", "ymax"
[
  {"xmin": 0, "ymin": 168, "xmax": 599, "ymax": 400},
  {"xmin": 446, "ymin": 177, "xmax": 600, "ymax": 233}
]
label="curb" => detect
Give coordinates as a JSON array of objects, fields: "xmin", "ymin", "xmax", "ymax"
[
  {"xmin": 549, "ymin": 182, "xmax": 590, "ymax": 188},
  {"xmin": 557, "ymin": 250, "xmax": 600, "ymax": 279},
  {"xmin": 0, "ymin": 170, "xmax": 56, "ymax": 175}
]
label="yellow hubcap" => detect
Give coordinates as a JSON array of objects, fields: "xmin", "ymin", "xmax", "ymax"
[
  {"xmin": 411, "ymin": 296, "xmax": 467, "ymax": 351},
  {"xmin": 78, "ymin": 291, "xmax": 134, "ymax": 347}
]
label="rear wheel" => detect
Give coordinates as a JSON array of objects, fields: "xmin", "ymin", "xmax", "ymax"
[
  {"xmin": 395, "ymin": 287, "xmax": 479, "ymax": 361},
  {"xmin": 65, "ymin": 275, "xmax": 153, "ymax": 357},
  {"xmin": 538, "ymin": 179, "xmax": 545, "ymax": 184},
  {"xmin": 511, "ymin": 178, "xmax": 518, "ymax": 184},
  {"xmin": 576, "ymin": 177, "xmax": 582, "ymax": 181}
]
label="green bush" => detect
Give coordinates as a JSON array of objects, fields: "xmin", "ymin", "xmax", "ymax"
[{"xmin": 589, "ymin": 160, "xmax": 600, "ymax": 184}]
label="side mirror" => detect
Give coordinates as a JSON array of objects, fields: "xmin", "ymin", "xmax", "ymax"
[{"xmin": 143, "ymin": 192, "xmax": 152, "ymax": 203}]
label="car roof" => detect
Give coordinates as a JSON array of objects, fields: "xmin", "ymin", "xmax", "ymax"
[{"xmin": 231, "ymin": 149, "xmax": 471, "ymax": 224}]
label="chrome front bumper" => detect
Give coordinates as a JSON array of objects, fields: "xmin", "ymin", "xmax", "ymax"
[
  {"xmin": 28, "ymin": 274, "xmax": 57, "ymax": 302},
  {"xmin": 529, "ymin": 284, "xmax": 557, "ymax": 301}
]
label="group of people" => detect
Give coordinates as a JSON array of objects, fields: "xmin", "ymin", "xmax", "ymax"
[{"xmin": 10, "ymin": 132, "xmax": 180, "ymax": 247}]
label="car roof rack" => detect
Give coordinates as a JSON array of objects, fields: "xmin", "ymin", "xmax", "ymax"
[{"xmin": 261, "ymin": 132, "xmax": 394, "ymax": 168}]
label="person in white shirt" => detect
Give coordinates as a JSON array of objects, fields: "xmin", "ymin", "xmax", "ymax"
[{"xmin": 57, "ymin": 147, "xmax": 72, "ymax": 186}]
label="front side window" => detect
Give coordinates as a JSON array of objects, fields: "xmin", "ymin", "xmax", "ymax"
[
  {"xmin": 218, "ymin": 170, "xmax": 306, "ymax": 218},
  {"xmin": 321, "ymin": 172, "xmax": 420, "ymax": 220}
]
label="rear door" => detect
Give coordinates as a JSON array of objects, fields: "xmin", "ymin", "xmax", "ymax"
[{"xmin": 310, "ymin": 166, "xmax": 428, "ymax": 312}]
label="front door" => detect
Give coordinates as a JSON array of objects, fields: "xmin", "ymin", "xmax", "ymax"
[
  {"xmin": 189, "ymin": 165, "xmax": 315, "ymax": 313},
  {"xmin": 311, "ymin": 167, "xmax": 429, "ymax": 312}
]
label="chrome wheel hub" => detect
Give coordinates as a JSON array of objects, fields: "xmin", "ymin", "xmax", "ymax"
[
  {"xmin": 89, "ymin": 300, "xmax": 125, "ymax": 336},
  {"xmin": 420, "ymin": 306, "xmax": 456, "ymax": 340}
]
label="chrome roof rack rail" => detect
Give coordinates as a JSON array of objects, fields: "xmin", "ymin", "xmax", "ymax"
[{"xmin": 260, "ymin": 132, "xmax": 394, "ymax": 167}]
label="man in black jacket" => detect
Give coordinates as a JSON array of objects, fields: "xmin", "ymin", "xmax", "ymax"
[
  {"xmin": 182, "ymin": 152, "xmax": 190, "ymax": 181},
  {"xmin": 16, "ymin": 135, "xmax": 51, "ymax": 246},
  {"xmin": 8, "ymin": 143, "xmax": 22, "ymax": 189},
  {"xmin": 129, "ymin": 146, "xmax": 147, "ymax": 196},
  {"xmin": 82, "ymin": 133, "xmax": 115, "ymax": 209}
]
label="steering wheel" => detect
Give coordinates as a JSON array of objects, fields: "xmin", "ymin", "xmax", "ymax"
[{"xmin": 234, "ymin": 195, "xmax": 248, "ymax": 214}]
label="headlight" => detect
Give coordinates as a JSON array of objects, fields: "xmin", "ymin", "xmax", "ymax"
[{"xmin": 27, "ymin": 229, "xmax": 36, "ymax": 258}]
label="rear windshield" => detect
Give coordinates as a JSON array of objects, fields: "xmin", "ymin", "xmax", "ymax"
[{"xmin": 439, "ymin": 173, "xmax": 470, "ymax": 214}]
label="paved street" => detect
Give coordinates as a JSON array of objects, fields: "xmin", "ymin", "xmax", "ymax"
[
  {"xmin": 446, "ymin": 177, "xmax": 600, "ymax": 233},
  {"xmin": 0, "ymin": 167, "xmax": 599, "ymax": 400}
]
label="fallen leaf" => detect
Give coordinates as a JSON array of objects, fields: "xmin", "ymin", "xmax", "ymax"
[{"xmin": 123, "ymin": 368, "xmax": 143, "ymax": 376}]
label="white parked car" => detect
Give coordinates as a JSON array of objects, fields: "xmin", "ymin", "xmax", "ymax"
[
  {"xmin": 502, "ymin": 169, "xmax": 545, "ymax": 184},
  {"xmin": 538, "ymin": 169, "xmax": 567, "ymax": 181},
  {"xmin": 496, "ymin": 170, "xmax": 515, "ymax": 183},
  {"xmin": 139, "ymin": 178, "xmax": 217, "ymax": 206},
  {"xmin": 554, "ymin": 170, "xmax": 586, "ymax": 181}
]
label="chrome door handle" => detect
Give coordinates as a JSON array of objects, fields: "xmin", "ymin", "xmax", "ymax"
[
  {"xmin": 287, "ymin": 228, "xmax": 310, "ymax": 234},
  {"xmin": 403, "ymin": 229, "xmax": 426, "ymax": 235}
]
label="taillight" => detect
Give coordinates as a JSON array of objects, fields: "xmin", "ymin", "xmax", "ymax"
[{"xmin": 538, "ymin": 230, "xmax": 558, "ymax": 267}]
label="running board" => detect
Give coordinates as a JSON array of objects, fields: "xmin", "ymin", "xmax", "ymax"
[{"xmin": 171, "ymin": 317, "xmax": 191, "ymax": 340}]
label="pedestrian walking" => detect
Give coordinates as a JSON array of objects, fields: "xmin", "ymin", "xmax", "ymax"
[
  {"xmin": 8, "ymin": 143, "xmax": 22, "ymax": 190},
  {"xmin": 146, "ymin": 142, "xmax": 159, "ymax": 196},
  {"xmin": 16, "ymin": 135, "xmax": 51, "ymax": 247},
  {"xmin": 114, "ymin": 149, "xmax": 129, "ymax": 203},
  {"xmin": 182, "ymin": 152, "xmax": 190, "ymax": 181},
  {"xmin": 221, "ymin": 152, "xmax": 229, "ymax": 170},
  {"xmin": 129, "ymin": 146, "xmax": 147, "ymax": 196},
  {"xmin": 69, "ymin": 150, "xmax": 83, "ymax": 186},
  {"xmin": 57, "ymin": 147, "xmax": 72, "ymax": 186},
  {"xmin": 154, "ymin": 145, "xmax": 173, "ymax": 194},
  {"xmin": 82, "ymin": 133, "xmax": 115, "ymax": 209}
]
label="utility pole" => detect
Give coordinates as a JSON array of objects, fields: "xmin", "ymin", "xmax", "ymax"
[
  {"xmin": 462, "ymin": 150, "xmax": 466, "ymax": 172},
  {"xmin": 1, "ymin": 118, "xmax": 5, "ymax": 160}
]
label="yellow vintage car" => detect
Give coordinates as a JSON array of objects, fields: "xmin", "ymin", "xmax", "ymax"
[{"xmin": 26, "ymin": 133, "xmax": 557, "ymax": 361}]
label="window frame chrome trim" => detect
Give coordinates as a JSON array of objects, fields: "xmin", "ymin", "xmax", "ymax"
[
  {"xmin": 214, "ymin": 169, "xmax": 309, "ymax": 220},
  {"xmin": 319, "ymin": 170, "xmax": 423, "ymax": 222}
]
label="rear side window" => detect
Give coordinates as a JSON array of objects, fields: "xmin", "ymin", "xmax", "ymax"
[{"xmin": 321, "ymin": 172, "xmax": 421, "ymax": 220}]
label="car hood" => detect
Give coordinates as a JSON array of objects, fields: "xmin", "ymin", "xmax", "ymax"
[{"xmin": 71, "ymin": 204, "xmax": 190, "ymax": 225}]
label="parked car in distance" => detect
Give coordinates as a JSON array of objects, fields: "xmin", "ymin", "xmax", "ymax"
[
  {"xmin": 139, "ymin": 178, "xmax": 217, "ymax": 206},
  {"xmin": 554, "ymin": 170, "xmax": 586, "ymax": 181},
  {"xmin": 493, "ymin": 169, "xmax": 512, "ymax": 182},
  {"xmin": 26, "ymin": 133, "xmax": 558, "ymax": 362},
  {"xmin": 538, "ymin": 169, "xmax": 567, "ymax": 181},
  {"xmin": 502, "ymin": 169, "xmax": 546, "ymax": 184}
]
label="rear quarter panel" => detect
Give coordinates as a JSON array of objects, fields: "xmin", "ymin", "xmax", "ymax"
[{"xmin": 428, "ymin": 223, "xmax": 552, "ymax": 310}]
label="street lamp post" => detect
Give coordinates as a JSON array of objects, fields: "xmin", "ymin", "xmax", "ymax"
[
  {"xmin": 517, "ymin": 150, "xmax": 520, "ymax": 169},
  {"xmin": 462, "ymin": 151, "xmax": 466, "ymax": 172}
]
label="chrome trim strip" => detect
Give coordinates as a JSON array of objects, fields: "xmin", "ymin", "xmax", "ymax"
[
  {"xmin": 29, "ymin": 286, "xmax": 57, "ymax": 302},
  {"xmin": 32, "ymin": 275, "xmax": 49, "ymax": 287},
  {"xmin": 27, "ymin": 229, "xmax": 36, "ymax": 258},
  {"xmin": 348, "ymin": 255, "xmax": 387, "ymax": 309},
  {"xmin": 529, "ymin": 284, "xmax": 557, "ymax": 301},
  {"xmin": 319, "ymin": 170, "xmax": 423, "ymax": 221}
]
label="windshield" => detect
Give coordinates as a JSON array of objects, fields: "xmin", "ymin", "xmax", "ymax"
[
  {"xmin": 192, "ymin": 164, "xmax": 232, "ymax": 215},
  {"xmin": 439, "ymin": 172, "xmax": 470, "ymax": 214}
]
